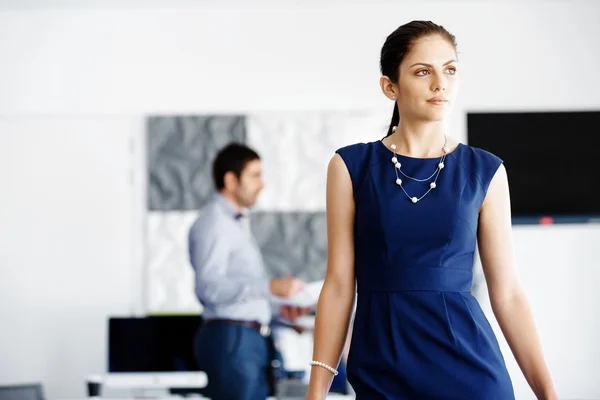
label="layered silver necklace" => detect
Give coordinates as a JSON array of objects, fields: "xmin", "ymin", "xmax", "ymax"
[{"xmin": 386, "ymin": 126, "xmax": 449, "ymax": 204}]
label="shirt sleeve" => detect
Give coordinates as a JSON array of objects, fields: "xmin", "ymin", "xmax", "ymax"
[{"xmin": 188, "ymin": 219, "xmax": 271, "ymax": 307}]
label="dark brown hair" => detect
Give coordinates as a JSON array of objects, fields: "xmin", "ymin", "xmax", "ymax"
[
  {"xmin": 381, "ymin": 21, "xmax": 457, "ymax": 137},
  {"xmin": 212, "ymin": 142, "xmax": 260, "ymax": 190}
]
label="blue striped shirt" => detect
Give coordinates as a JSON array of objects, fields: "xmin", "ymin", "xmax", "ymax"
[{"xmin": 188, "ymin": 193, "xmax": 272, "ymax": 324}]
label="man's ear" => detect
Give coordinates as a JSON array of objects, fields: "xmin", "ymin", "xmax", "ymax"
[{"xmin": 223, "ymin": 171, "xmax": 238, "ymax": 191}]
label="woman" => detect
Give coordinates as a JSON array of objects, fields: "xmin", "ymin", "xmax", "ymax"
[{"xmin": 306, "ymin": 21, "xmax": 558, "ymax": 399}]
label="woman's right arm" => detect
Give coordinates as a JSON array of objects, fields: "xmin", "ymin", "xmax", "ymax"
[{"xmin": 306, "ymin": 154, "xmax": 356, "ymax": 399}]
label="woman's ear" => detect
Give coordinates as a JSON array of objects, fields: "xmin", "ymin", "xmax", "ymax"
[{"xmin": 380, "ymin": 75, "xmax": 397, "ymax": 101}]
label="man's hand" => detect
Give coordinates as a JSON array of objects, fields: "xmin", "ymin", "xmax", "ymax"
[
  {"xmin": 279, "ymin": 305, "xmax": 313, "ymax": 322},
  {"xmin": 269, "ymin": 276, "xmax": 305, "ymax": 298}
]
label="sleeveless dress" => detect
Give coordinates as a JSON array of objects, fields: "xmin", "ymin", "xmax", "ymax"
[{"xmin": 336, "ymin": 140, "xmax": 515, "ymax": 399}]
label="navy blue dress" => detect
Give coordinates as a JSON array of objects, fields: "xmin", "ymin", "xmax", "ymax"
[{"xmin": 336, "ymin": 140, "xmax": 515, "ymax": 399}]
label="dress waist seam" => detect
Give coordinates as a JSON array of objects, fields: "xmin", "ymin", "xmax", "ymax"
[{"xmin": 357, "ymin": 289, "xmax": 472, "ymax": 294}]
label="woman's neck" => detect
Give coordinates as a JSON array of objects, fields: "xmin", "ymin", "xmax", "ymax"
[{"xmin": 388, "ymin": 120, "xmax": 447, "ymax": 158}]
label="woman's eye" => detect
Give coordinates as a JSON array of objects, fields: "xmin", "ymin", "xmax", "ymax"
[{"xmin": 416, "ymin": 67, "xmax": 456, "ymax": 76}]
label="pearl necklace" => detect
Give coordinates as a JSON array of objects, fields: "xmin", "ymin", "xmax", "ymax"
[{"xmin": 386, "ymin": 127, "xmax": 449, "ymax": 204}]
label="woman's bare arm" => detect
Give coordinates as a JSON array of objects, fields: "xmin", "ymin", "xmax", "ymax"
[
  {"xmin": 306, "ymin": 154, "xmax": 357, "ymax": 399},
  {"xmin": 478, "ymin": 165, "xmax": 557, "ymax": 400}
]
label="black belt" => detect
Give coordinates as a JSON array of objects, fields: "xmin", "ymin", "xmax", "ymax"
[{"xmin": 205, "ymin": 318, "xmax": 271, "ymax": 337}]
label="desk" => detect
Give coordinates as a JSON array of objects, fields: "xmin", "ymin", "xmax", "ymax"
[
  {"xmin": 92, "ymin": 372, "xmax": 208, "ymax": 389},
  {"xmin": 59, "ymin": 397, "xmax": 354, "ymax": 400},
  {"xmin": 77, "ymin": 373, "xmax": 353, "ymax": 399}
]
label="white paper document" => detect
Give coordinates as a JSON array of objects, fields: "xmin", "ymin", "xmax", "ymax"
[{"xmin": 272, "ymin": 279, "xmax": 324, "ymax": 307}]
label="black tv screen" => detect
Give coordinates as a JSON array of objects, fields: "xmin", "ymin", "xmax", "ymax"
[
  {"xmin": 108, "ymin": 316, "xmax": 203, "ymax": 372},
  {"xmin": 467, "ymin": 111, "xmax": 600, "ymax": 223}
]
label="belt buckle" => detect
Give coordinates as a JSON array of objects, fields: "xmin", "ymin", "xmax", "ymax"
[{"xmin": 259, "ymin": 324, "xmax": 270, "ymax": 337}]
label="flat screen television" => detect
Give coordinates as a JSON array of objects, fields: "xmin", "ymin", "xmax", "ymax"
[
  {"xmin": 467, "ymin": 110, "xmax": 600, "ymax": 224},
  {"xmin": 108, "ymin": 316, "xmax": 203, "ymax": 373}
]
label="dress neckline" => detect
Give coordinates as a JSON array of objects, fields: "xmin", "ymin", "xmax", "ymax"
[{"xmin": 376, "ymin": 139, "xmax": 463, "ymax": 161}]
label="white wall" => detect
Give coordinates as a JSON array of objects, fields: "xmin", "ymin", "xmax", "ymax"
[
  {"xmin": 0, "ymin": 1, "xmax": 599, "ymax": 399},
  {"xmin": 474, "ymin": 225, "xmax": 600, "ymax": 399},
  {"xmin": 0, "ymin": 117, "xmax": 140, "ymax": 398}
]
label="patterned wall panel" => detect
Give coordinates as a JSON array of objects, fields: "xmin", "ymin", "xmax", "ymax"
[
  {"xmin": 251, "ymin": 212, "xmax": 327, "ymax": 282},
  {"xmin": 147, "ymin": 116, "xmax": 246, "ymax": 211},
  {"xmin": 246, "ymin": 110, "xmax": 390, "ymax": 211},
  {"xmin": 145, "ymin": 110, "xmax": 390, "ymax": 312},
  {"xmin": 146, "ymin": 211, "xmax": 202, "ymax": 312}
]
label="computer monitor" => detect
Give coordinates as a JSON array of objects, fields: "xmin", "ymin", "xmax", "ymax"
[
  {"xmin": 108, "ymin": 315, "xmax": 203, "ymax": 373},
  {"xmin": 467, "ymin": 110, "xmax": 600, "ymax": 224}
]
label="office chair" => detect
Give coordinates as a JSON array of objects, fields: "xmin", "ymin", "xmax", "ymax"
[{"xmin": 0, "ymin": 383, "xmax": 45, "ymax": 400}]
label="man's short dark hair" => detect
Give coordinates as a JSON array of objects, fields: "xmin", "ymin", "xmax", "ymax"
[{"xmin": 212, "ymin": 143, "xmax": 260, "ymax": 190}]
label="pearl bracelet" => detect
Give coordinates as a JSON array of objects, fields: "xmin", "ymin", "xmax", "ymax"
[{"xmin": 309, "ymin": 360, "xmax": 339, "ymax": 376}]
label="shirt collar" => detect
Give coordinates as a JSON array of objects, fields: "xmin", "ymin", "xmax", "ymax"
[{"xmin": 213, "ymin": 192, "xmax": 248, "ymax": 220}]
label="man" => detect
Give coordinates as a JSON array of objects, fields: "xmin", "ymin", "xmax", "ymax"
[{"xmin": 189, "ymin": 142, "xmax": 307, "ymax": 399}]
